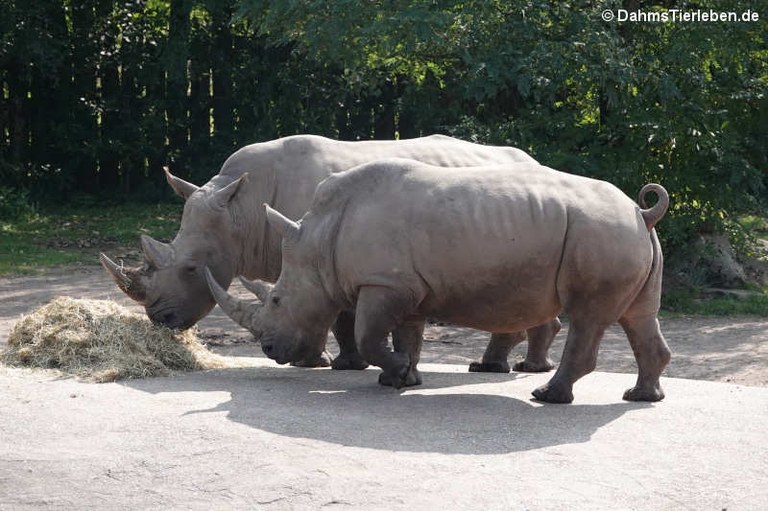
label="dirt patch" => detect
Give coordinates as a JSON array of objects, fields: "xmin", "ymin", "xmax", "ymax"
[{"xmin": 1, "ymin": 265, "xmax": 767, "ymax": 387}]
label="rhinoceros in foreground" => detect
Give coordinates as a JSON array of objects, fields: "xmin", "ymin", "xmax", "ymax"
[
  {"xmin": 206, "ymin": 159, "xmax": 671, "ymax": 403},
  {"xmin": 100, "ymin": 135, "xmax": 559, "ymax": 371}
]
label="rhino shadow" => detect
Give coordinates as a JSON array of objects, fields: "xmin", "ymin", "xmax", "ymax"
[{"xmin": 125, "ymin": 365, "xmax": 648, "ymax": 455}]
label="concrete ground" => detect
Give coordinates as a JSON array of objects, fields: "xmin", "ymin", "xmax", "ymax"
[
  {"xmin": 1, "ymin": 267, "xmax": 768, "ymax": 509},
  {"xmin": 1, "ymin": 361, "xmax": 767, "ymax": 510}
]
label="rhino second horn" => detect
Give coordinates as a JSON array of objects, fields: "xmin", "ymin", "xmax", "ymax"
[
  {"xmin": 264, "ymin": 204, "xmax": 300, "ymax": 240},
  {"xmin": 141, "ymin": 235, "xmax": 173, "ymax": 268},
  {"xmin": 239, "ymin": 276, "xmax": 272, "ymax": 302},
  {"xmin": 204, "ymin": 267, "xmax": 261, "ymax": 333},
  {"xmin": 164, "ymin": 166, "xmax": 200, "ymax": 200},
  {"xmin": 99, "ymin": 253, "xmax": 147, "ymax": 304}
]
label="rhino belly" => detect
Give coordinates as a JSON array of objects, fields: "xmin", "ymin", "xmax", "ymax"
[{"xmin": 416, "ymin": 266, "xmax": 561, "ymax": 333}]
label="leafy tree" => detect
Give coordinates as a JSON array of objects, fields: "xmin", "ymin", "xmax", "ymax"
[
  {"xmin": 0, "ymin": 0, "xmax": 765, "ymax": 278},
  {"xmin": 236, "ymin": 0, "xmax": 767, "ymax": 257}
]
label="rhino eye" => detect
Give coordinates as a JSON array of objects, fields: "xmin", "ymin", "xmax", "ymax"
[
  {"xmin": 272, "ymin": 296, "xmax": 281, "ymax": 306},
  {"xmin": 184, "ymin": 264, "xmax": 197, "ymax": 274}
]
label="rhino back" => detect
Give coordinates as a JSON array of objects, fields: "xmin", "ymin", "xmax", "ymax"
[
  {"xmin": 198, "ymin": 135, "xmax": 538, "ymax": 280},
  {"xmin": 321, "ymin": 160, "xmax": 651, "ymax": 332}
]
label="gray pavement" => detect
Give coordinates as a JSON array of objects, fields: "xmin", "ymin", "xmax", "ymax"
[{"xmin": 1, "ymin": 360, "xmax": 766, "ymax": 510}]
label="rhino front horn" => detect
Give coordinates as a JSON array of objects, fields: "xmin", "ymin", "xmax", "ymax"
[
  {"xmin": 204, "ymin": 267, "xmax": 262, "ymax": 334},
  {"xmin": 99, "ymin": 253, "xmax": 147, "ymax": 304}
]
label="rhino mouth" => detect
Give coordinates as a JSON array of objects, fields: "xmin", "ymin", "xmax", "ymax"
[
  {"xmin": 150, "ymin": 314, "xmax": 194, "ymax": 331},
  {"xmin": 147, "ymin": 302, "xmax": 196, "ymax": 331},
  {"xmin": 259, "ymin": 334, "xmax": 313, "ymax": 365},
  {"xmin": 259, "ymin": 334, "xmax": 287, "ymax": 363}
]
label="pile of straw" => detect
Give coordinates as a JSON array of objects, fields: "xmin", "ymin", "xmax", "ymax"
[{"xmin": 1, "ymin": 296, "xmax": 232, "ymax": 382}]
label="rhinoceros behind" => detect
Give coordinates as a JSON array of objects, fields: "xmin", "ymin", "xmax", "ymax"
[
  {"xmin": 207, "ymin": 159, "xmax": 670, "ymax": 403},
  {"xmin": 101, "ymin": 135, "xmax": 558, "ymax": 371}
]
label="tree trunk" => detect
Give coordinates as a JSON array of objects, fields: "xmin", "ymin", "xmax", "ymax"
[
  {"xmin": 210, "ymin": 1, "xmax": 234, "ymax": 151},
  {"xmin": 188, "ymin": 17, "xmax": 211, "ymax": 179},
  {"xmin": 166, "ymin": 0, "xmax": 193, "ymax": 167},
  {"xmin": 70, "ymin": 0, "xmax": 99, "ymax": 190}
]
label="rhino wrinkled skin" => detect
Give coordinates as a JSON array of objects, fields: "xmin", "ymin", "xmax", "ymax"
[
  {"xmin": 101, "ymin": 135, "xmax": 558, "ymax": 371},
  {"xmin": 207, "ymin": 159, "xmax": 671, "ymax": 403}
]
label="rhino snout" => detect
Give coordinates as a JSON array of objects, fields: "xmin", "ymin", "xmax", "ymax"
[
  {"xmin": 260, "ymin": 336, "xmax": 290, "ymax": 364},
  {"xmin": 148, "ymin": 308, "xmax": 196, "ymax": 331}
]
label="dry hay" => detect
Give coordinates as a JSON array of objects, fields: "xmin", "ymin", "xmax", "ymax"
[{"xmin": 1, "ymin": 296, "xmax": 235, "ymax": 382}]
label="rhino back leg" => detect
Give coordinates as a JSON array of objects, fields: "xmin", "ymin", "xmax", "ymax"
[
  {"xmin": 532, "ymin": 319, "xmax": 609, "ymax": 403},
  {"xmin": 330, "ymin": 310, "xmax": 369, "ymax": 370},
  {"xmin": 617, "ymin": 229, "xmax": 670, "ymax": 401},
  {"xmin": 514, "ymin": 318, "xmax": 560, "ymax": 372},
  {"xmin": 354, "ymin": 286, "xmax": 415, "ymax": 389},
  {"xmin": 618, "ymin": 314, "xmax": 670, "ymax": 401},
  {"xmin": 469, "ymin": 318, "xmax": 560, "ymax": 374},
  {"xmin": 468, "ymin": 332, "xmax": 525, "ymax": 373}
]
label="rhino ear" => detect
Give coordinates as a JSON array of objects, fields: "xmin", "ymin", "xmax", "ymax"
[
  {"xmin": 164, "ymin": 166, "xmax": 200, "ymax": 200},
  {"xmin": 212, "ymin": 174, "xmax": 248, "ymax": 211},
  {"xmin": 264, "ymin": 204, "xmax": 300, "ymax": 240},
  {"xmin": 141, "ymin": 235, "xmax": 174, "ymax": 268}
]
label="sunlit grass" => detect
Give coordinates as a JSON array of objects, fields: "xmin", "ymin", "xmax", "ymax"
[
  {"xmin": 0, "ymin": 202, "xmax": 181, "ymax": 276},
  {"xmin": 661, "ymin": 289, "xmax": 768, "ymax": 317}
]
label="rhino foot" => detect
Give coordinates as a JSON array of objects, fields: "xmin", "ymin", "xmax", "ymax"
[
  {"xmin": 331, "ymin": 352, "xmax": 369, "ymax": 371},
  {"xmin": 290, "ymin": 351, "xmax": 332, "ymax": 368},
  {"xmin": 531, "ymin": 382, "xmax": 574, "ymax": 404},
  {"xmin": 379, "ymin": 352, "xmax": 421, "ymax": 389},
  {"xmin": 513, "ymin": 358, "xmax": 555, "ymax": 373},
  {"xmin": 468, "ymin": 360, "xmax": 511, "ymax": 373},
  {"xmin": 623, "ymin": 384, "xmax": 665, "ymax": 402},
  {"xmin": 378, "ymin": 367, "xmax": 421, "ymax": 389}
]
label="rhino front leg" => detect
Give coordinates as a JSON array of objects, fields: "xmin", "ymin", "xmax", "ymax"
[
  {"xmin": 619, "ymin": 314, "xmax": 670, "ymax": 402},
  {"xmin": 330, "ymin": 310, "xmax": 369, "ymax": 370},
  {"xmin": 513, "ymin": 318, "xmax": 560, "ymax": 372},
  {"xmin": 355, "ymin": 286, "xmax": 414, "ymax": 389},
  {"xmin": 381, "ymin": 316, "xmax": 425, "ymax": 387},
  {"xmin": 468, "ymin": 332, "xmax": 525, "ymax": 373},
  {"xmin": 532, "ymin": 319, "xmax": 608, "ymax": 404}
]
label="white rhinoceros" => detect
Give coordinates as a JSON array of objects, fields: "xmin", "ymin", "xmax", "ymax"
[
  {"xmin": 101, "ymin": 135, "xmax": 560, "ymax": 371},
  {"xmin": 206, "ymin": 158, "xmax": 670, "ymax": 404}
]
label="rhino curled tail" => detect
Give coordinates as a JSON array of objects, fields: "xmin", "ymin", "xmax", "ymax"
[{"xmin": 638, "ymin": 183, "xmax": 669, "ymax": 231}]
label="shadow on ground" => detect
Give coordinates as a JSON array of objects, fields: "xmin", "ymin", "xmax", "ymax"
[{"xmin": 125, "ymin": 365, "xmax": 648, "ymax": 455}]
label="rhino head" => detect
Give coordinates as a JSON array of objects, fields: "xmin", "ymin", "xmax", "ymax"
[
  {"xmin": 100, "ymin": 167, "xmax": 247, "ymax": 330},
  {"xmin": 204, "ymin": 205, "xmax": 338, "ymax": 363}
]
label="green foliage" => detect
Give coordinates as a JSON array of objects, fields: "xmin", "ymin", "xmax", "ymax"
[
  {"xmin": 1, "ymin": 0, "xmax": 766, "ymax": 280},
  {"xmin": 0, "ymin": 186, "xmax": 34, "ymax": 221},
  {"xmin": 240, "ymin": 0, "xmax": 767, "ymax": 249},
  {"xmin": 662, "ymin": 289, "xmax": 768, "ymax": 317},
  {"xmin": 0, "ymin": 202, "xmax": 181, "ymax": 275}
]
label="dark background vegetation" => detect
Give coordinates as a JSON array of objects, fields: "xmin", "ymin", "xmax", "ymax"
[{"xmin": 1, "ymin": 0, "xmax": 766, "ymax": 287}]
